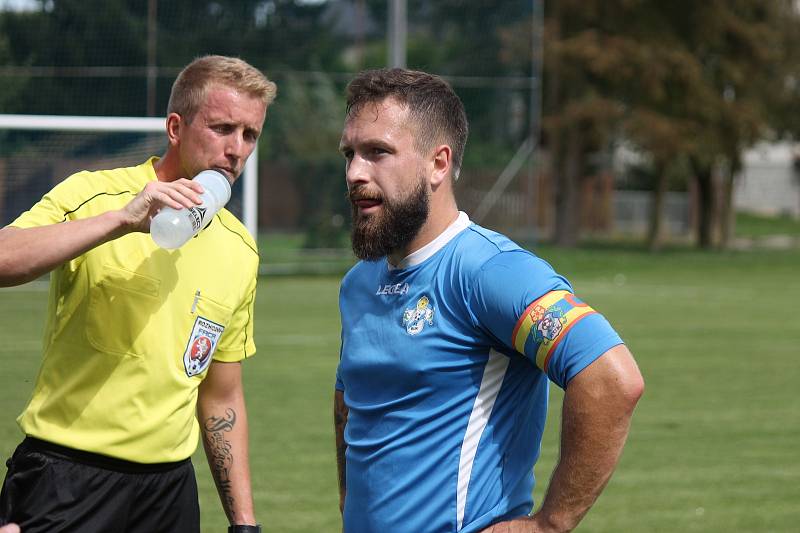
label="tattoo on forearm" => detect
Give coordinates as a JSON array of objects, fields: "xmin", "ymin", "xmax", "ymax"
[{"xmin": 204, "ymin": 408, "xmax": 237, "ymax": 520}]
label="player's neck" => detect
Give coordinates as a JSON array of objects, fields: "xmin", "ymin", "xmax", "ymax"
[
  {"xmin": 152, "ymin": 150, "xmax": 182, "ymax": 182},
  {"xmin": 388, "ymin": 203, "xmax": 460, "ymax": 267}
]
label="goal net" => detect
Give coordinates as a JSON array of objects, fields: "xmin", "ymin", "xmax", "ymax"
[{"xmin": 0, "ymin": 114, "xmax": 258, "ymax": 237}]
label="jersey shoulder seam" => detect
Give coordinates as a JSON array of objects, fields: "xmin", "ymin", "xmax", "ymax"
[
  {"xmin": 215, "ymin": 213, "xmax": 259, "ymax": 258},
  {"xmin": 61, "ymin": 190, "xmax": 135, "ymax": 222}
]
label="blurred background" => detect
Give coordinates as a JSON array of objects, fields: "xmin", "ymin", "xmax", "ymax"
[
  {"xmin": 2, "ymin": 0, "xmax": 798, "ymax": 257},
  {"xmin": 0, "ymin": 1, "xmax": 798, "ymax": 532}
]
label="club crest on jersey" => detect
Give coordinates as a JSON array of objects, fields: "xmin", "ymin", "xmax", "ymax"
[
  {"xmin": 532, "ymin": 305, "xmax": 567, "ymax": 345},
  {"xmin": 183, "ymin": 316, "xmax": 224, "ymax": 377},
  {"xmin": 402, "ymin": 295, "xmax": 435, "ymax": 335}
]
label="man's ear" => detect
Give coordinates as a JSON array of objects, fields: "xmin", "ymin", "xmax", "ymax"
[
  {"xmin": 165, "ymin": 113, "xmax": 182, "ymax": 147},
  {"xmin": 430, "ymin": 144, "xmax": 452, "ymax": 189}
]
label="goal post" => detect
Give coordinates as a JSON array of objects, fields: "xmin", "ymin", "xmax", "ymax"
[{"xmin": 0, "ymin": 114, "xmax": 259, "ymax": 238}]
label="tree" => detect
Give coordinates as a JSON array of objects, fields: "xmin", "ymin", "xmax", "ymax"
[
  {"xmin": 665, "ymin": 0, "xmax": 792, "ymax": 248},
  {"xmin": 0, "ymin": 0, "xmax": 346, "ymax": 115},
  {"xmin": 539, "ymin": 0, "xmax": 630, "ymax": 247},
  {"xmin": 261, "ymin": 71, "xmax": 348, "ymax": 247},
  {"xmin": 0, "ymin": 24, "xmax": 26, "ymax": 113},
  {"xmin": 502, "ymin": 0, "xmax": 800, "ymax": 249}
]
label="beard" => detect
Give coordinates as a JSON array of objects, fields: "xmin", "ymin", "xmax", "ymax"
[{"xmin": 349, "ymin": 175, "xmax": 430, "ymax": 261}]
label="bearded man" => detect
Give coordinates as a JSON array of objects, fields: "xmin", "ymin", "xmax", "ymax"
[{"xmin": 333, "ymin": 68, "xmax": 645, "ymax": 533}]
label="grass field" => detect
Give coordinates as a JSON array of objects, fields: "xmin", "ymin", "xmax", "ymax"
[
  {"xmin": 735, "ymin": 212, "xmax": 800, "ymax": 239},
  {"xmin": 1, "ymin": 244, "xmax": 799, "ymax": 532}
]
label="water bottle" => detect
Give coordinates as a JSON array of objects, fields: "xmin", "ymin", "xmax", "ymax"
[{"xmin": 150, "ymin": 169, "xmax": 232, "ymax": 249}]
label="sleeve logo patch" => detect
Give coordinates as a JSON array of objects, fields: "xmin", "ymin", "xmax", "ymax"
[
  {"xmin": 402, "ymin": 295, "xmax": 435, "ymax": 335},
  {"xmin": 531, "ymin": 305, "xmax": 568, "ymax": 343},
  {"xmin": 183, "ymin": 316, "xmax": 225, "ymax": 377},
  {"xmin": 512, "ymin": 291, "xmax": 596, "ymax": 370}
]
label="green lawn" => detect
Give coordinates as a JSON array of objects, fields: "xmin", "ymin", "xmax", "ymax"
[
  {"xmin": 1, "ymin": 246, "xmax": 798, "ymax": 532},
  {"xmin": 735, "ymin": 212, "xmax": 800, "ymax": 239}
]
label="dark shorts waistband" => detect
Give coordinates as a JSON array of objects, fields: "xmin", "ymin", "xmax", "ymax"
[{"xmin": 20, "ymin": 437, "xmax": 191, "ymax": 474}]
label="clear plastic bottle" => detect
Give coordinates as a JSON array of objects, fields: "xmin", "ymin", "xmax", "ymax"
[{"xmin": 150, "ymin": 169, "xmax": 232, "ymax": 249}]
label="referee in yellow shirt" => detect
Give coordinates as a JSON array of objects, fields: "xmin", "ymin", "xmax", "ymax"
[{"xmin": 0, "ymin": 55, "xmax": 275, "ymax": 533}]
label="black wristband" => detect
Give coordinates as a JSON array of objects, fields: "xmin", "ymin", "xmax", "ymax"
[{"xmin": 228, "ymin": 525, "xmax": 261, "ymax": 533}]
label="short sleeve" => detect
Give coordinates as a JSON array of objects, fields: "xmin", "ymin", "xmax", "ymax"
[
  {"xmin": 469, "ymin": 250, "xmax": 623, "ymax": 389},
  {"xmin": 213, "ymin": 270, "xmax": 258, "ymax": 362}
]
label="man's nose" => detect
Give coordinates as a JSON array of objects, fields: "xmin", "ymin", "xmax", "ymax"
[
  {"xmin": 345, "ymin": 155, "xmax": 370, "ymax": 188},
  {"xmin": 226, "ymin": 133, "xmax": 247, "ymax": 160}
]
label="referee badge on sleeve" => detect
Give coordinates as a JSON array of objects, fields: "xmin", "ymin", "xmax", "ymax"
[{"xmin": 183, "ymin": 316, "xmax": 225, "ymax": 377}]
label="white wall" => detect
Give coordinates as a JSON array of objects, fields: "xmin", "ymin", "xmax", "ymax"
[{"xmin": 735, "ymin": 141, "xmax": 800, "ymax": 217}]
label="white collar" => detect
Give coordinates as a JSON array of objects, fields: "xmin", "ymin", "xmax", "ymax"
[{"xmin": 388, "ymin": 211, "xmax": 471, "ymax": 270}]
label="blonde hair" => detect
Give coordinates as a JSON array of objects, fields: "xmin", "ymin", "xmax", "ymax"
[{"xmin": 167, "ymin": 55, "xmax": 277, "ymax": 121}]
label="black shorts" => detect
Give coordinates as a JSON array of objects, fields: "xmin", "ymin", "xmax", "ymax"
[{"xmin": 0, "ymin": 437, "xmax": 200, "ymax": 533}]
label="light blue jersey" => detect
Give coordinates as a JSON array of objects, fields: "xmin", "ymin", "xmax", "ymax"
[{"xmin": 336, "ymin": 213, "xmax": 623, "ymax": 532}]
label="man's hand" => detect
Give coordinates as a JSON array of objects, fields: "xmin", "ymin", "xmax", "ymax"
[
  {"xmin": 121, "ymin": 178, "xmax": 204, "ymax": 233},
  {"xmin": 479, "ymin": 513, "xmax": 566, "ymax": 533},
  {"xmin": 479, "ymin": 517, "xmax": 536, "ymax": 532},
  {"xmin": 0, "ymin": 176, "xmax": 205, "ymax": 287},
  {"xmin": 0, "ymin": 523, "xmax": 20, "ymax": 533}
]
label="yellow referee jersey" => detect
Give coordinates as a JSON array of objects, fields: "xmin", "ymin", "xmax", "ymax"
[{"xmin": 10, "ymin": 158, "xmax": 258, "ymax": 463}]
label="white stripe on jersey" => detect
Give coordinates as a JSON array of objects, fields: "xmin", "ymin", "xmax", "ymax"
[{"xmin": 456, "ymin": 349, "xmax": 510, "ymax": 530}]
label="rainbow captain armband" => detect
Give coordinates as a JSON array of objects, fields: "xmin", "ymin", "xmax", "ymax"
[{"xmin": 511, "ymin": 290, "xmax": 597, "ymax": 371}]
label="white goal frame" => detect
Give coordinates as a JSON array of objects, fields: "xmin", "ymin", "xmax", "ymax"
[{"xmin": 0, "ymin": 114, "xmax": 259, "ymax": 238}]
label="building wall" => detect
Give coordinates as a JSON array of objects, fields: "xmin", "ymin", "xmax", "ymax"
[{"xmin": 735, "ymin": 141, "xmax": 800, "ymax": 218}]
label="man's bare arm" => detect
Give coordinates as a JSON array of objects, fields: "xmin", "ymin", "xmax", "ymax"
[
  {"xmin": 198, "ymin": 361, "xmax": 257, "ymax": 527},
  {"xmin": 334, "ymin": 389, "xmax": 349, "ymax": 514},
  {"xmin": 481, "ymin": 344, "xmax": 644, "ymax": 533},
  {"xmin": 0, "ymin": 178, "xmax": 203, "ymax": 287}
]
